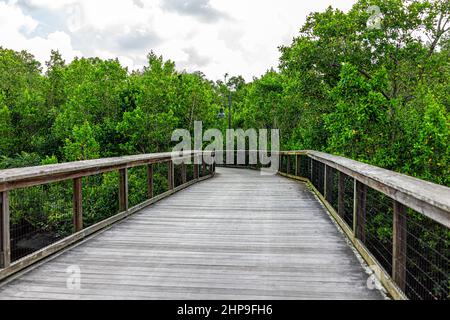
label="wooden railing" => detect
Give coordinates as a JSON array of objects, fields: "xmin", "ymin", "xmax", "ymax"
[
  {"xmin": 0, "ymin": 151, "xmax": 215, "ymax": 281},
  {"xmin": 219, "ymin": 149, "xmax": 449, "ymax": 300},
  {"xmin": 277, "ymin": 151, "xmax": 449, "ymax": 300}
]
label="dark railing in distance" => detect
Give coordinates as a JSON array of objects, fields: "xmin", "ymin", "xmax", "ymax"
[
  {"xmin": 220, "ymin": 149, "xmax": 449, "ymax": 300},
  {"xmin": 0, "ymin": 151, "xmax": 215, "ymax": 281}
]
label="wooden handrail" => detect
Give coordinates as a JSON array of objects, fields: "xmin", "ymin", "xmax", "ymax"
[
  {"xmin": 0, "ymin": 151, "xmax": 209, "ymax": 192},
  {"xmin": 0, "ymin": 150, "xmax": 215, "ymax": 280},
  {"xmin": 276, "ymin": 150, "xmax": 449, "ymax": 300},
  {"xmin": 278, "ymin": 150, "xmax": 450, "ymax": 228}
]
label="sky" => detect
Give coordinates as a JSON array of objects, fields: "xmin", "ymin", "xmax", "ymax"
[{"xmin": 0, "ymin": 0, "xmax": 357, "ymax": 81}]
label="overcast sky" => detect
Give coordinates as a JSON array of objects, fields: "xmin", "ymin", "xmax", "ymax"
[{"xmin": 0, "ymin": 0, "xmax": 357, "ymax": 81}]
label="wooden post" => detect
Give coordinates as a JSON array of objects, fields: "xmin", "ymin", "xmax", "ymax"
[
  {"xmin": 0, "ymin": 191, "xmax": 10, "ymax": 268},
  {"xmin": 119, "ymin": 168, "xmax": 128, "ymax": 212},
  {"xmin": 295, "ymin": 155, "xmax": 301, "ymax": 177},
  {"xmin": 147, "ymin": 164, "xmax": 153, "ymax": 199},
  {"xmin": 194, "ymin": 156, "xmax": 199, "ymax": 180},
  {"xmin": 324, "ymin": 166, "xmax": 333, "ymax": 203},
  {"xmin": 338, "ymin": 172, "xmax": 345, "ymax": 217},
  {"xmin": 73, "ymin": 178, "xmax": 83, "ymax": 232},
  {"xmin": 354, "ymin": 180, "xmax": 367, "ymax": 242},
  {"xmin": 168, "ymin": 161, "xmax": 174, "ymax": 190},
  {"xmin": 181, "ymin": 162, "xmax": 187, "ymax": 185},
  {"xmin": 393, "ymin": 200, "xmax": 407, "ymax": 292}
]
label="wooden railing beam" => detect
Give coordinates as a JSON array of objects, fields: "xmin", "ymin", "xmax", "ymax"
[
  {"xmin": 73, "ymin": 178, "xmax": 83, "ymax": 232},
  {"xmin": 119, "ymin": 168, "xmax": 128, "ymax": 212},
  {"xmin": 354, "ymin": 180, "xmax": 367, "ymax": 243}
]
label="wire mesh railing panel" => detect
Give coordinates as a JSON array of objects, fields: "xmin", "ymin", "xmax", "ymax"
[
  {"xmin": 128, "ymin": 166, "xmax": 149, "ymax": 208},
  {"xmin": 299, "ymin": 155, "xmax": 309, "ymax": 178},
  {"xmin": 337, "ymin": 173, "xmax": 354, "ymax": 228},
  {"xmin": 289, "ymin": 155, "xmax": 295, "ymax": 175},
  {"xmin": 9, "ymin": 180, "xmax": 73, "ymax": 262},
  {"xmin": 279, "ymin": 155, "xmax": 287, "ymax": 173},
  {"xmin": 82, "ymin": 171, "xmax": 120, "ymax": 228},
  {"xmin": 365, "ymin": 187, "xmax": 394, "ymax": 275},
  {"xmin": 311, "ymin": 159, "xmax": 325, "ymax": 195},
  {"xmin": 404, "ymin": 209, "xmax": 449, "ymax": 300},
  {"xmin": 153, "ymin": 162, "xmax": 170, "ymax": 196},
  {"xmin": 200, "ymin": 163, "xmax": 206, "ymax": 178},
  {"xmin": 213, "ymin": 151, "xmax": 450, "ymax": 300}
]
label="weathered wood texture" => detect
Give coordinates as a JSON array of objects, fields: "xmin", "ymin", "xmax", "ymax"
[{"xmin": 0, "ymin": 168, "xmax": 384, "ymax": 300}]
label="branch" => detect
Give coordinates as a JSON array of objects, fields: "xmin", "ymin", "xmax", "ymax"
[{"xmin": 357, "ymin": 69, "xmax": 391, "ymax": 101}]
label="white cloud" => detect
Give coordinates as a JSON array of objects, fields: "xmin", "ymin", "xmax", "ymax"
[
  {"xmin": 0, "ymin": 0, "xmax": 357, "ymax": 79},
  {"xmin": 0, "ymin": 1, "xmax": 81, "ymax": 67}
]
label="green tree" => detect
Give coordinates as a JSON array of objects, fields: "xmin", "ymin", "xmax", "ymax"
[{"xmin": 63, "ymin": 121, "xmax": 100, "ymax": 161}]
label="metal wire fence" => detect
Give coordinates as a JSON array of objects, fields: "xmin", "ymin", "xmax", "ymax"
[
  {"xmin": 9, "ymin": 181, "xmax": 73, "ymax": 262},
  {"xmin": 299, "ymin": 155, "xmax": 310, "ymax": 179},
  {"xmin": 311, "ymin": 159, "xmax": 325, "ymax": 195},
  {"xmin": 6, "ymin": 155, "xmax": 210, "ymax": 264},
  {"xmin": 82, "ymin": 172, "xmax": 120, "ymax": 228},
  {"xmin": 128, "ymin": 166, "xmax": 149, "ymax": 208}
]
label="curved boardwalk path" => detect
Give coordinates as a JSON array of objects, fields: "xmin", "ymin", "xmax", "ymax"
[{"xmin": 0, "ymin": 168, "xmax": 384, "ymax": 300}]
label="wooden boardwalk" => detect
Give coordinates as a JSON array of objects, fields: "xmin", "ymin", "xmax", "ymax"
[{"xmin": 0, "ymin": 168, "xmax": 385, "ymax": 300}]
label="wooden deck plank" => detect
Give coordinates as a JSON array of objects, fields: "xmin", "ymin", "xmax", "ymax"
[{"xmin": 0, "ymin": 168, "xmax": 385, "ymax": 300}]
